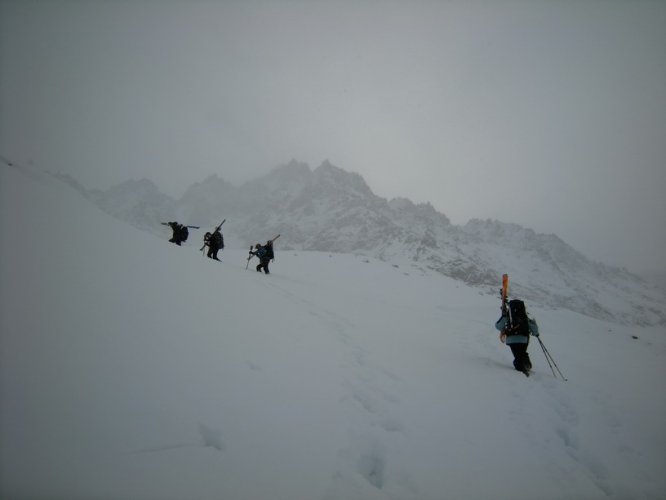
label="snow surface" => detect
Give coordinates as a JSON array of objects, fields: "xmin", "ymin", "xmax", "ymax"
[{"xmin": 1, "ymin": 162, "xmax": 665, "ymax": 499}]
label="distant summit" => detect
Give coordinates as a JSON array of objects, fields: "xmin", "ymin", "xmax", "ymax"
[{"xmin": 66, "ymin": 160, "xmax": 665, "ymax": 325}]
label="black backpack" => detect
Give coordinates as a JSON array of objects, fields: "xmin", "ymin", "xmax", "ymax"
[
  {"xmin": 180, "ymin": 226, "xmax": 189, "ymax": 242},
  {"xmin": 265, "ymin": 242, "xmax": 274, "ymax": 260},
  {"xmin": 508, "ymin": 299, "xmax": 530, "ymax": 337},
  {"xmin": 210, "ymin": 231, "xmax": 223, "ymax": 248}
]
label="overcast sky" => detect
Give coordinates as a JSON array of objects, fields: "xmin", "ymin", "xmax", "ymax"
[{"xmin": 1, "ymin": 0, "xmax": 664, "ymax": 274}]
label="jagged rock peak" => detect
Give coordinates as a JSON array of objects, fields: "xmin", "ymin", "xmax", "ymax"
[
  {"xmin": 315, "ymin": 159, "xmax": 350, "ymax": 175},
  {"xmin": 266, "ymin": 159, "xmax": 313, "ymax": 181},
  {"xmin": 415, "ymin": 201, "xmax": 439, "ymax": 215},
  {"xmin": 388, "ymin": 198, "xmax": 450, "ymax": 225},
  {"xmin": 388, "ymin": 197, "xmax": 416, "ymax": 211},
  {"xmin": 313, "ymin": 160, "xmax": 373, "ymax": 196},
  {"xmin": 282, "ymin": 158, "xmax": 311, "ymax": 173},
  {"xmin": 465, "ymin": 218, "xmax": 571, "ymax": 247}
]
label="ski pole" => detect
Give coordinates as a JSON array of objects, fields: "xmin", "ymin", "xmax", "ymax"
[
  {"xmin": 538, "ymin": 338, "xmax": 557, "ymax": 378},
  {"xmin": 543, "ymin": 341, "xmax": 567, "ymax": 381},
  {"xmin": 538, "ymin": 337, "xmax": 567, "ymax": 381},
  {"xmin": 245, "ymin": 246, "xmax": 254, "ymax": 270}
]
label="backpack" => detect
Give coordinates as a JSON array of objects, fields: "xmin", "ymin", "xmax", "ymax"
[
  {"xmin": 265, "ymin": 242, "xmax": 274, "ymax": 260},
  {"xmin": 255, "ymin": 245, "xmax": 268, "ymax": 259},
  {"xmin": 508, "ymin": 299, "xmax": 530, "ymax": 337},
  {"xmin": 211, "ymin": 231, "xmax": 224, "ymax": 249},
  {"xmin": 180, "ymin": 226, "xmax": 189, "ymax": 242}
]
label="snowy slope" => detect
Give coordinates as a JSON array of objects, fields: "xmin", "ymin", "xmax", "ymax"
[{"xmin": 1, "ymin": 161, "xmax": 665, "ymax": 500}]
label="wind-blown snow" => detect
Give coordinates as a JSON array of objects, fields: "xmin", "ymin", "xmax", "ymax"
[{"xmin": 1, "ymin": 162, "xmax": 665, "ymax": 499}]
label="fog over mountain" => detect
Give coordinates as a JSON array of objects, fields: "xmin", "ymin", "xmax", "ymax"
[{"xmin": 66, "ymin": 160, "xmax": 664, "ymax": 326}]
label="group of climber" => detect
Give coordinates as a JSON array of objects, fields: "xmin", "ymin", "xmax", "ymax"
[
  {"xmin": 163, "ymin": 223, "xmax": 561, "ymax": 378},
  {"xmin": 164, "ymin": 220, "xmax": 278, "ymax": 275}
]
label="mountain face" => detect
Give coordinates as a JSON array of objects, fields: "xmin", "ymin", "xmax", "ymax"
[{"xmin": 71, "ymin": 160, "xmax": 665, "ymax": 326}]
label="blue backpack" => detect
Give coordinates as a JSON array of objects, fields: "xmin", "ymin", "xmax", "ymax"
[{"xmin": 256, "ymin": 246, "xmax": 268, "ymax": 259}]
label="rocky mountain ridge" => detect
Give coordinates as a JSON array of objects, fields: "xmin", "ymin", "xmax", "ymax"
[{"xmin": 66, "ymin": 159, "xmax": 665, "ymax": 326}]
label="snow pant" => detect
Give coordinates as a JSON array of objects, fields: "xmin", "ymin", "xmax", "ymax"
[
  {"xmin": 509, "ymin": 343, "xmax": 532, "ymax": 372},
  {"xmin": 256, "ymin": 258, "xmax": 270, "ymax": 274},
  {"xmin": 169, "ymin": 227, "xmax": 181, "ymax": 245},
  {"xmin": 207, "ymin": 245, "xmax": 220, "ymax": 260}
]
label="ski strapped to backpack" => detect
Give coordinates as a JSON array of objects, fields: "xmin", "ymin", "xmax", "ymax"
[
  {"xmin": 265, "ymin": 234, "xmax": 279, "ymax": 260},
  {"xmin": 246, "ymin": 234, "xmax": 280, "ymax": 267},
  {"xmin": 501, "ymin": 273, "xmax": 509, "ymax": 317},
  {"xmin": 161, "ymin": 222, "xmax": 199, "ymax": 244},
  {"xmin": 200, "ymin": 219, "xmax": 225, "ymax": 251},
  {"xmin": 499, "ymin": 274, "xmax": 530, "ymax": 337},
  {"xmin": 499, "ymin": 274, "xmax": 509, "ymax": 343},
  {"xmin": 161, "ymin": 222, "xmax": 200, "ymax": 230}
]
